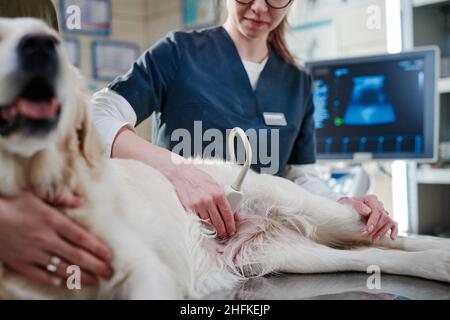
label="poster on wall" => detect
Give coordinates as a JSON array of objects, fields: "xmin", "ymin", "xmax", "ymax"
[
  {"xmin": 183, "ymin": 0, "xmax": 220, "ymax": 30},
  {"xmin": 92, "ymin": 41, "xmax": 140, "ymax": 81},
  {"xmin": 301, "ymin": 0, "xmax": 353, "ymax": 13},
  {"xmin": 60, "ymin": 0, "xmax": 111, "ymax": 36},
  {"xmin": 63, "ymin": 38, "xmax": 81, "ymax": 68},
  {"xmin": 289, "ymin": 0, "xmax": 367, "ymax": 25}
]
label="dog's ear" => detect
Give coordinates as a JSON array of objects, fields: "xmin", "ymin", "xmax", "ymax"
[{"xmin": 75, "ymin": 89, "xmax": 104, "ymax": 167}]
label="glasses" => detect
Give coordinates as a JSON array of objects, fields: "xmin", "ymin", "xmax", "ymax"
[{"xmin": 235, "ymin": 0, "xmax": 293, "ymax": 9}]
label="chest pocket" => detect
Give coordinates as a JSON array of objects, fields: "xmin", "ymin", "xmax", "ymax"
[
  {"xmin": 166, "ymin": 101, "xmax": 299, "ymax": 173},
  {"xmin": 204, "ymin": 103, "xmax": 299, "ymax": 175}
]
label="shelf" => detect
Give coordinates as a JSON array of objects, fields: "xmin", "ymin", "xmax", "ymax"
[
  {"xmin": 439, "ymin": 78, "xmax": 450, "ymax": 94},
  {"xmin": 416, "ymin": 168, "xmax": 450, "ymax": 184},
  {"xmin": 413, "ymin": 0, "xmax": 449, "ymax": 7}
]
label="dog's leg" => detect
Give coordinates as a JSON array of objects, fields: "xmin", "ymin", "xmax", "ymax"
[
  {"xmin": 97, "ymin": 237, "xmax": 180, "ymax": 300},
  {"xmin": 259, "ymin": 237, "xmax": 450, "ymax": 283},
  {"xmin": 200, "ymin": 162, "xmax": 364, "ymax": 244},
  {"xmin": 91, "ymin": 225, "xmax": 180, "ymax": 300},
  {"xmin": 234, "ymin": 173, "xmax": 370, "ymax": 247},
  {"xmin": 115, "ymin": 254, "xmax": 179, "ymax": 300},
  {"xmin": 242, "ymin": 174, "xmax": 450, "ymax": 252},
  {"xmin": 376, "ymin": 235, "xmax": 450, "ymax": 252}
]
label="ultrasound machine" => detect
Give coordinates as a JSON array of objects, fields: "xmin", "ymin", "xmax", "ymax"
[{"xmin": 306, "ymin": 47, "xmax": 439, "ymax": 198}]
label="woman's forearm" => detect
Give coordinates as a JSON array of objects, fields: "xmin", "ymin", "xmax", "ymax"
[
  {"xmin": 111, "ymin": 128, "xmax": 237, "ymax": 238},
  {"xmin": 284, "ymin": 165, "xmax": 345, "ymax": 202},
  {"xmin": 111, "ymin": 128, "xmax": 185, "ymax": 179}
]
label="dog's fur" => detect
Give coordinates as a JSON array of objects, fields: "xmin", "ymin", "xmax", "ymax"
[{"xmin": 0, "ymin": 19, "xmax": 449, "ymax": 300}]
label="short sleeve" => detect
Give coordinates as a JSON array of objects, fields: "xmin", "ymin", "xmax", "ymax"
[
  {"xmin": 288, "ymin": 75, "xmax": 317, "ymax": 165},
  {"xmin": 108, "ymin": 32, "xmax": 183, "ymax": 126}
]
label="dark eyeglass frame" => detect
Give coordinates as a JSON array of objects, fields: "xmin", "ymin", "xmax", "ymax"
[{"xmin": 235, "ymin": 0, "xmax": 293, "ymax": 10}]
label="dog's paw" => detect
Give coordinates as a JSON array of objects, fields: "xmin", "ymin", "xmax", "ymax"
[
  {"xmin": 433, "ymin": 239, "xmax": 450, "ymax": 253},
  {"xmin": 421, "ymin": 249, "xmax": 450, "ymax": 283}
]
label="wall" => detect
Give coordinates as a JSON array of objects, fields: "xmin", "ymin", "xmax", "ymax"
[
  {"xmin": 143, "ymin": 0, "xmax": 390, "ymax": 55},
  {"xmin": 144, "ymin": 0, "xmax": 390, "ymax": 59},
  {"xmin": 145, "ymin": 0, "xmax": 181, "ymax": 45},
  {"xmin": 52, "ymin": 0, "xmax": 152, "ymax": 138},
  {"xmin": 287, "ymin": 0, "xmax": 388, "ymax": 62}
]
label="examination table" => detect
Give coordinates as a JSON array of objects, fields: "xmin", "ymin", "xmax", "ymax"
[{"xmin": 206, "ymin": 273, "xmax": 450, "ymax": 300}]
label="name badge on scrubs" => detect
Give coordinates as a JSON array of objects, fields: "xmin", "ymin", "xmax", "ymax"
[{"xmin": 263, "ymin": 112, "xmax": 287, "ymax": 127}]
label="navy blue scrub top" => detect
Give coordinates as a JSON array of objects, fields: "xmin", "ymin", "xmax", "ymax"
[{"xmin": 108, "ymin": 26, "xmax": 316, "ymax": 176}]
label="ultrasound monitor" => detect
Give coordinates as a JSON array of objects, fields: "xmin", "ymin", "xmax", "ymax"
[{"xmin": 306, "ymin": 47, "xmax": 439, "ymax": 162}]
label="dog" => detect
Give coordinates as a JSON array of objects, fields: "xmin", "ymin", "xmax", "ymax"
[{"xmin": 0, "ymin": 18, "xmax": 449, "ymax": 300}]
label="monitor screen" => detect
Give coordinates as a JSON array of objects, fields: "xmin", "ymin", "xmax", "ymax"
[{"xmin": 306, "ymin": 48, "xmax": 439, "ymax": 162}]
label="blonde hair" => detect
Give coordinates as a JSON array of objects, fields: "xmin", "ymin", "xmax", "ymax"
[
  {"xmin": 268, "ymin": 16, "xmax": 297, "ymax": 67},
  {"xmin": 0, "ymin": 0, "xmax": 59, "ymax": 31}
]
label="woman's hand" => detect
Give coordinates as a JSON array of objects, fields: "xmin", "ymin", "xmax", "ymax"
[
  {"xmin": 0, "ymin": 192, "xmax": 114, "ymax": 287},
  {"xmin": 338, "ymin": 195, "xmax": 398, "ymax": 242},
  {"xmin": 162, "ymin": 163, "xmax": 237, "ymax": 239},
  {"xmin": 111, "ymin": 128, "xmax": 237, "ymax": 239}
]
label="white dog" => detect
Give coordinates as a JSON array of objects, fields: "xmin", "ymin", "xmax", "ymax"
[{"xmin": 0, "ymin": 18, "xmax": 449, "ymax": 300}]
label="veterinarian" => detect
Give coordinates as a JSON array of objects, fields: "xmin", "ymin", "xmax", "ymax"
[
  {"xmin": 92, "ymin": 0, "xmax": 398, "ymax": 241},
  {"xmin": 0, "ymin": 0, "xmax": 114, "ymax": 287}
]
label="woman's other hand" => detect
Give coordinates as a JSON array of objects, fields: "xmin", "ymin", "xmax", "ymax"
[{"xmin": 0, "ymin": 192, "xmax": 114, "ymax": 287}]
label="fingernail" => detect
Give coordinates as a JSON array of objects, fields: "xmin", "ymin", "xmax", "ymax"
[
  {"xmin": 99, "ymin": 248, "xmax": 112, "ymax": 261},
  {"xmin": 368, "ymin": 225, "xmax": 374, "ymax": 233},
  {"xmin": 230, "ymin": 232, "xmax": 236, "ymax": 236},
  {"xmin": 363, "ymin": 206, "xmax": 371, "ymax": 214},
  {"xmin": 106, "ymin": 251, "xmax": 113, "ymax": 261},
  {"xmin": 362, "ymin": 230, "xmax": 368, "ymax": 236}
]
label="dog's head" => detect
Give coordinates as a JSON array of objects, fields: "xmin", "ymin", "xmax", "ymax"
[{"xmin": 0, "ymin": 18, "xmax": 103, "ymax": 165}]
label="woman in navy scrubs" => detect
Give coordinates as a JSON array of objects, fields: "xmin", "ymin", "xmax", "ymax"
[{"xmin": 93, "ymin": 0, "xmax": 398, "ymax": 242}]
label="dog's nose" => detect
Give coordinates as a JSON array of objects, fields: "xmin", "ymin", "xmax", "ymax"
[
  {"xmin": 18, "ymin": 34, "xmax": 59, "ymax": 77},
  {"xmin": 19, "ymin": 34, "xmax": 58, "ymax": 57}
]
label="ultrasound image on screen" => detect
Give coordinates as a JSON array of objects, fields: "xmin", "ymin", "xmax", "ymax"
[
  {"xmin": 344, "ymin": 76, "xmax": 396, "ymax": 125},
  {"xmin": 311, "ymin": 57, "xmax": 426, "ymax": 157}
]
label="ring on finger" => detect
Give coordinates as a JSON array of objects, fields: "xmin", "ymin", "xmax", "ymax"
[{"xmin": 46, "ymin": 256, "xmax": 61, "ymax": 273}]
